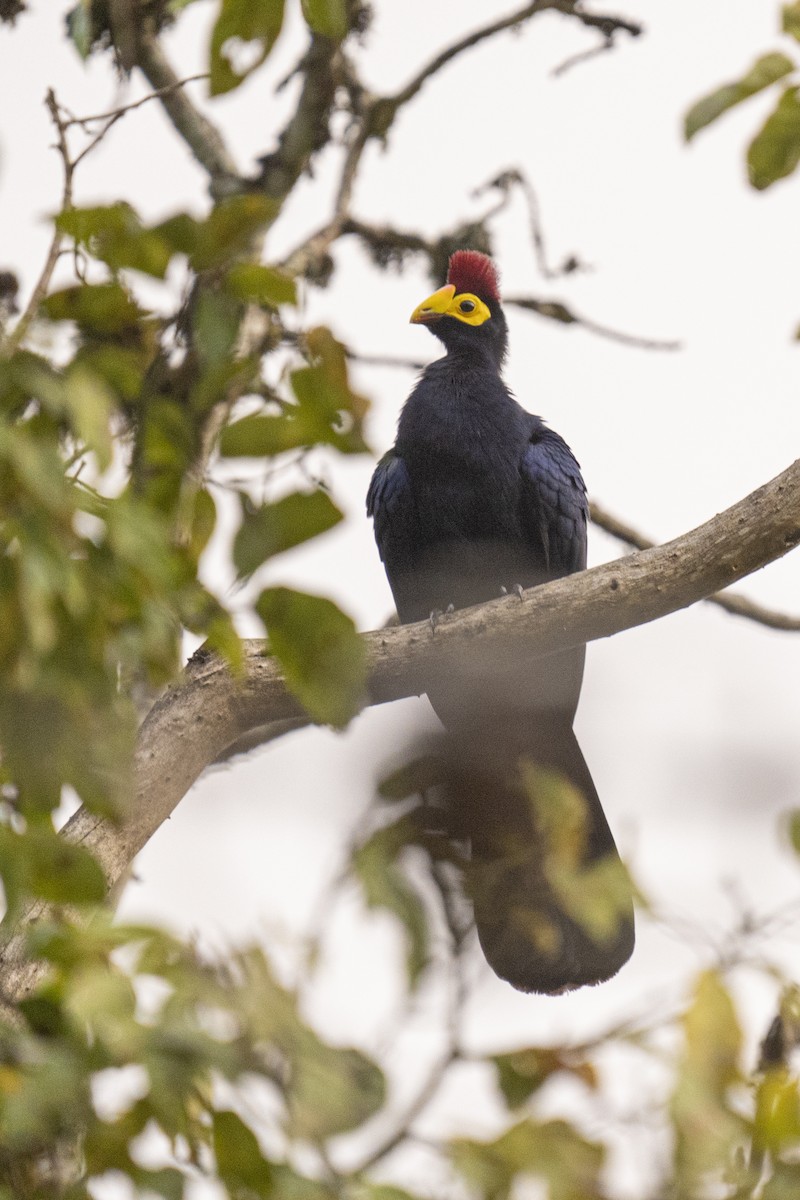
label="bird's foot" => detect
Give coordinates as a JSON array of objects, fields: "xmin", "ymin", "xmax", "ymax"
[
  {"xmin": 429, "ymin": 604, "xmax": 455, "ymax": 635},
  {"xmin": 500, "ymin": 584, "xmax": 525, "ymax": 602}
]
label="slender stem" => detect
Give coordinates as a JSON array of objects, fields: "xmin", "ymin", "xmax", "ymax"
[
  {"xmin": 2, "ymin": 91, "xmax": 73, "ymax": 356},
  {"xmin": 505, "ymin": 295, "xmax": 681, "ymax": 350}
]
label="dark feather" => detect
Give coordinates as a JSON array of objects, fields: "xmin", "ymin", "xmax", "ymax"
[{"xmin": 367, "ymin": 252, "xmax": 634, "ymax": 993}]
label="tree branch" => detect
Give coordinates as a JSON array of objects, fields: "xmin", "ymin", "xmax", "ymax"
[
  {"xmin": 256, "ymin": 34, "xmax": 342, "ymax": 200},
  {"xmin": 590, "ymin": 499, "xmax": 800, "ymax": 631},
  {"xmin": 1, "ymin": 90, "xmax": 73, "ymax": 356},
  {"xmin": 504, "ymin": 295, "xmax": 680, "ymax": 350},
  {"xmin": 3, "ymin": 455, "xmax": 800, "ymax": 1003},
  {"xmin": 384, "ymin": 1, "xmax": 641, "ymax": 116},
  {"xmin": 135, "ymin": 31, "xmax": 240, "ymax": 187}
]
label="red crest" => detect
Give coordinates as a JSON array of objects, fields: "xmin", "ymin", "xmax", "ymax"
[{"xmin": 446, "ymin": 251, "xmax": 501, "ymax": 303}]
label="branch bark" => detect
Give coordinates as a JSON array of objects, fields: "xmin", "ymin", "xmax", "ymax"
[
  {"xmin": 2, "ymin": 455, "xmax": 800, "ymax": 1003},
  {"xmin": 136, "ymin": 32, "xmax": 239, "ymax": 186}
]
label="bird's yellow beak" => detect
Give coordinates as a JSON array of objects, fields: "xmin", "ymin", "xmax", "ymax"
[{"xmin": 410, "ymin": 284, "xmax": 456, "ymax": 324}]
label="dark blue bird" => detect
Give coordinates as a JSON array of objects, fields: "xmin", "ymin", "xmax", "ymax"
[{"xmin": 368, "ymin": 251, "xmax": 634, "ymax": 993}]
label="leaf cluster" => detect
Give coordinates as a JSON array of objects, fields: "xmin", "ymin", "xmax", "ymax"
[{"xmin": 685, "ymin": 7, "xmax": 800, "ymax": 191}]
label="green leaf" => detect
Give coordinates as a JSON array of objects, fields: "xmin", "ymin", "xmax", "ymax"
[
  {"xmin": 64, "ymin": 363, "xmax": 115, "ymax": 470},
  {"xmin": 210, "ymin": 0, "xmax": 286, "ymax": 95},
  {"xmin": 56, "ymin": 203, "xmax": 173, "ymax": 279},
  {"xmin": 452, "ymin": 1119, "xmax": 604, "ymax": 1200},
  {"xmin": 67, "ymin": 0, "xmax": 94, "ymax": 58},
  {"xmin": 301, "ymin": 0, "xmax": 348, "ymax": 39},
  {"xmin": 155, "ymin": 195, "xmax": 280, "ymax": 271},
  {"xmin": 213, "ymin": 1110, "xmax": 273, "ymax": 1196},
  {"xmin": 289, "ymin": 1042, "xmax": 386, "ymax": 1139},
  {"xmin": 42, "ymin": 282, "xmax": 144, "ymax": 335},
  {"xmin": 685, "ymin": 52, "xmax": 795, "ymax": 140},
  {"xmin": 349, "ymin": 1187, "xmax": 422, "ymax": 1200},
  {"xmin": 671, "ymin": 970, "xmax": 745, "ymax": 1184},
  {"xmin": 24, "ymin": 829, "xmax": 107, "ymax": 905},
  {"xmin": 269, "ymin": 1165, "xmax": 337, "ymax": 1200},
  {"xmin": 188, "ymin": 488, "xmax": 218, "ymax": 562},
  {"xmin": 762, "ymin": 1162, "xmax": 800, "ymax": 1198},
  {"xmin": 784, "ymin": 4, "xmax": 800, "ymax": 42},
  {"xmin": 492, "ymin": 1048, "xmax": 596, "ymax": 1109},
  {"xmin": 256, "ymin": 587, "xmax": 366, "ymax": 727},
  {"xmin": 225, "ymin": 262, "xmax": 297, "ymax": 306},
  {"xmin": 192, "ymin": 289, "xmax": 243, "ymax": 367},
  {"xmin": 748, "ymin": 85, "xmax": 800, "ymax": 189},
  {"xmin": 786, "ymin": 809, "xmax": 800, "ymax": 854},
  {"xmin": 203, "ymin": 611, "xmax": 245, "ymax": 675},
  {"xmin": 220, "ymin": 328, "xmax": 369, "ymax": 459},
  {"xmin": 233, "ymin": 490, "xmax": 343, "ymax": 578},
  {"xmin": 288, "ymin": 326, "xmax": 370, "ymax": 454},
  {"xmin": 353, "ymin": 819, "xmax": 430, "ymax": 988},
  {"xmin": 755, "ymin": 1068, "xmax": 800, "ymax": 1155}
]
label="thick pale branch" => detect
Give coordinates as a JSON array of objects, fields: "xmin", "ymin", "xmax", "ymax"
[
  {"xmin": 1, "ymin": 455, "xmax": 799, "ymax": 1004},
  {"xmin": 105, "ymin": 454, "xmax": 800, "ymax": 846},
  {"xmin": 590, "ymin": 500, "xmax": 800, "ymax": 631}
]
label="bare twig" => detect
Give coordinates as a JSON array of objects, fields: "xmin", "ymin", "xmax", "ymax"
[
  {"xmin": 280, "ymin": 124, "xmax": 371, "ymax": 277},
  {"xmin": 352, "ymin": 1044, "xmax": 460, "ymax": 1174},
  {"xmin": 2, "ymin": 91, "xmax": 74, "ymax": 356},
  {"xmin": 385, "ymin": 0, "xmax": 640, "ymax": 115},
  {"xmin": 590, "ymin": 499, "xmax": 800, "ymax": 631},
  {"xmin": 553, "ymin": 38, "xmax": 616, "ymax": 77},
  {"xmin": 70, "ymin": 73, "xmax": 209, "ymax": 169},
  {"xmin": 475, "ymin": 169, "xmax": 587, "ymax": 280},
  {"xmin": 505, "ymin": 295, "xmax": 681, "ymax": 350},
  {"xmin": 346, "ymin": 350, "xmax": 427, "ymax": 372}
]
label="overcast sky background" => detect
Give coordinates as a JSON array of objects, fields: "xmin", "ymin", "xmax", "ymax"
[{"xmin": 3, "ymin": 2, "xmax": 800, "ymax": 1195}]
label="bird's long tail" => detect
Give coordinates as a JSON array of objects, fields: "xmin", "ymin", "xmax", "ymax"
[{"xmin": 430, "ymin": 714, "xmax": 635, "ymax": 994}]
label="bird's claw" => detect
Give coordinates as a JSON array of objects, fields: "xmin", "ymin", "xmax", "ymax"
[
  {"xmin": 500, "ymin": 584, "xmax": 525, "ymax": 602},
  {"xmin": 429, "ymin": 603, "xmax": 455, "ymax": 635}
]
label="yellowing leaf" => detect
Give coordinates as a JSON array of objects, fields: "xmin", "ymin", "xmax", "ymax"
[
  {"xmin": 671, "ymin": 970, "xmax": 745, "ymax": 1185},
  {"xmin": 353, "ymin": 819, "xmax": 430, "ymax": 988}
]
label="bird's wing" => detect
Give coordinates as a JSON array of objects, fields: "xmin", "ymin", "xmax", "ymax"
[
  {"xmin": 519, "ymin": 426, "xmax": 588, "ymax": 576},
  {"xmin": 367, "ymin": 449, "xmax": 415, "ymax": 576}
]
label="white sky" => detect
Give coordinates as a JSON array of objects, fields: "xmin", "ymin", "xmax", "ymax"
[{"xmin": 3, "ymin": 3, "xmax": 800, "ymax": 1195}]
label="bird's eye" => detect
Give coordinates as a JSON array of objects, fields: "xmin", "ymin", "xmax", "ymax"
[{"xmin": 459, "ymin": 299, "xmax": 476, "ymax": 313}]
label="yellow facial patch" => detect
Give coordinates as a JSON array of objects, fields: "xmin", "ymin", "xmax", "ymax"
[{"xmin": 410, "ymin": 285, "xmax": 492, "ymax": 327}]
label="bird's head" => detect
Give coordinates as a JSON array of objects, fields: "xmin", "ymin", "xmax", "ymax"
[{"xmin": 410, "ymin": 250, "xmax": 508, "ymax": 366}]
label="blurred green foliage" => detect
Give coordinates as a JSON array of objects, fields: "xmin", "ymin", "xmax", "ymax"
[
  {"xmin": 0, "ymin": 0, "xmax": 797, "ymax": 1196},
  {"xmin": 685, "ymin": 6, "xmax": 800, "ymax": 192}
]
